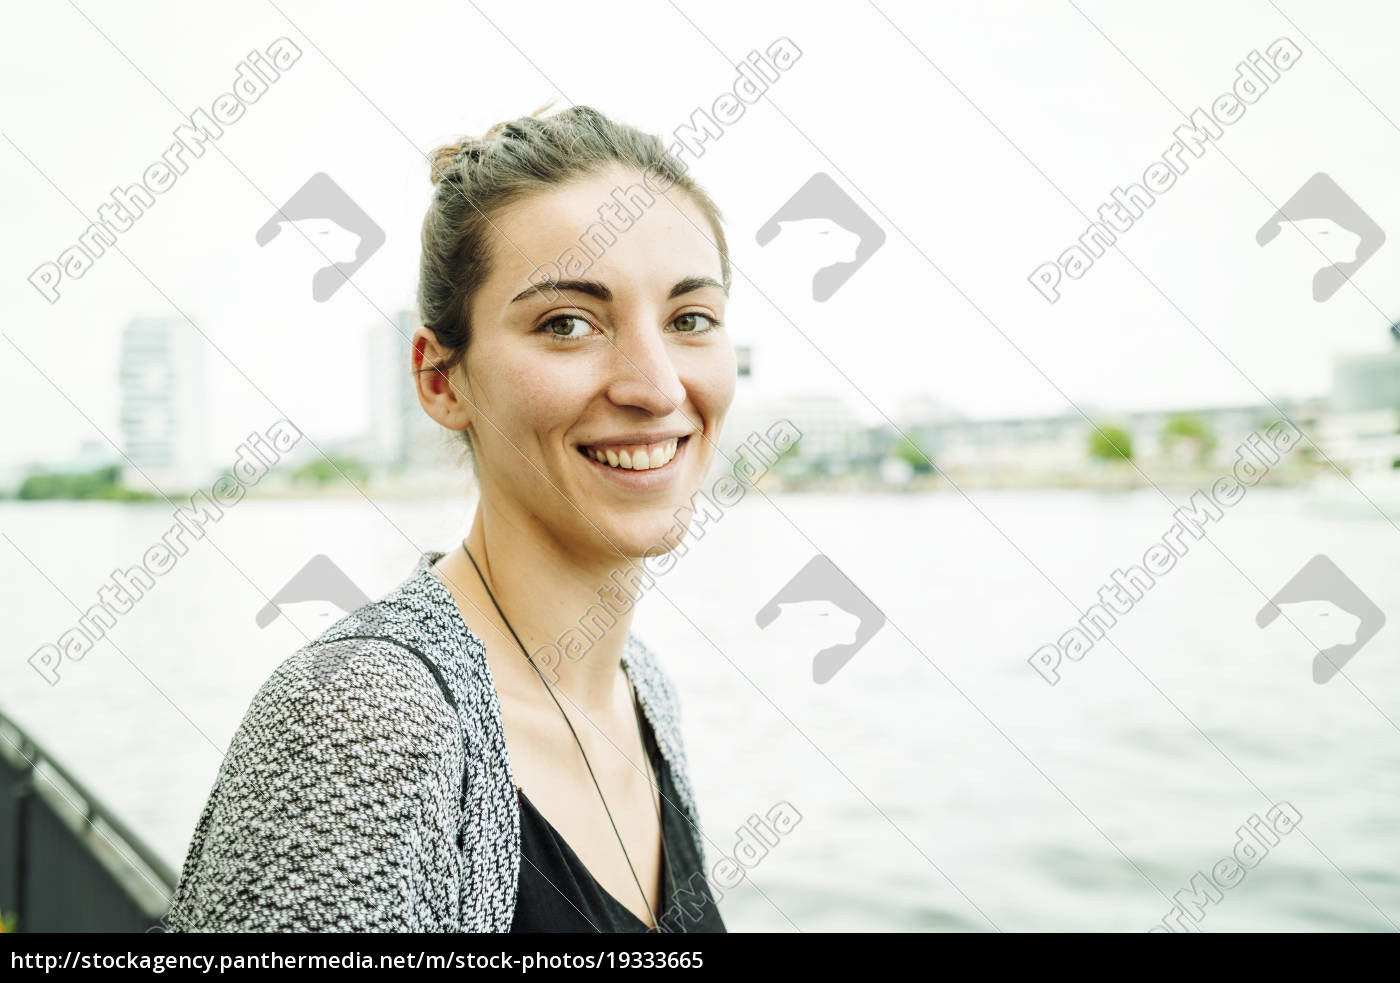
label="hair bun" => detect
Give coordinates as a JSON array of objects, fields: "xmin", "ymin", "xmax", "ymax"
[
  {"xmin": 428, "ymin": 138, "xmax": 485, "ymax": 184},
  {"xmin": 429, "ymin": 103, "xmax": 560, "ymax": 184}
]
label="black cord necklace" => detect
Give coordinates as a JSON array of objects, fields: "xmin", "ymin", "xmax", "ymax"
[{"xmin": 461, "ymin": 540, "xmax": 674, "ymax": 931}]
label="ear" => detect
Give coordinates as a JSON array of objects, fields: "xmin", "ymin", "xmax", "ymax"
[{"xmin": 412, "ymin": 325, "xmax": 471, "ymax": 431}]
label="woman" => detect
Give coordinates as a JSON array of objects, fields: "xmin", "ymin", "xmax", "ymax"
[{"xmin": 166, "ymin": 105, "xmax": 733, "ymax": 933}]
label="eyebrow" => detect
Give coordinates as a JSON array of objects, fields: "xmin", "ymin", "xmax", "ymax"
[{"xmin": 509, "ymin": 275, "xmax": 726, "ymax": 304}]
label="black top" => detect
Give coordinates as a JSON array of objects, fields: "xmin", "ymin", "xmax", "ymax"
[{"xmin": 509, "ymin": 713, "xmax": 727, "ymax": 933}]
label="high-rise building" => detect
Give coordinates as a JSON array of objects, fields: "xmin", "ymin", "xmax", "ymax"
[
  {"xmin": 118, "ymin": 317, "xmax": 208, "ymax": 491},
  {"xmin": 366, "ymin": 310, "xmax": 416, "ymax": 468},
  {"xmin": 714, "ymin": 342, "xmax": 764, "ymax": 470},
  {"xmin": 768, "ymin": 391, "xmax": 869, "ymax": 460},
  {"xmin": 1332, "ymin": 348, "xmax": 1400, "ymax": 413},
  {"xmin": 365, "ymin": 309, "xmax": 456, "ymax": 473},
  {"xmin": 1320, "ymin": 346, "xmax": 1400, "ymax": 472}
]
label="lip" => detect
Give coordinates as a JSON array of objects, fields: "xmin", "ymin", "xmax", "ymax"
[
  {"xmin": 576, "ymin": 430, "xmax": 693, "ymax": 450},
  {"xmin": 576, "ymin": 435, "xmax": 691, "ymax": 490}
]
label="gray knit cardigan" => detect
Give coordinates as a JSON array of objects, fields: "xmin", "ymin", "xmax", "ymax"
[{"xmin": 165, "ymin": 551, "xmax": 704, "ymax": 932}]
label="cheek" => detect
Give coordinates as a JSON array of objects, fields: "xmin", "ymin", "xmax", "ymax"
[
  {"xmin": 692, "ymin": 345, "xmax": 737, "ymax": 420},
  {"xmin": 491, "ymin": 355, "xmax": 589, "ymax": 445}
]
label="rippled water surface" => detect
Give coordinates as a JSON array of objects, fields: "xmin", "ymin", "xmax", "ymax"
[{"xmin": 3, "ymin": 487, "xmax": 1396, "ymax": 931}]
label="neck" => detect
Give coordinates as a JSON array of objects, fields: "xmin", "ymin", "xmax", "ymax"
[{"xmin": 434, "ymin": 501, "xmax": 650, "ymax": 714}]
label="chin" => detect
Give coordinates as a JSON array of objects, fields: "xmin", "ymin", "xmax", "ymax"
[{"xmin": 591, "ymin": 502, "xmax": 695, "ymax": 562}]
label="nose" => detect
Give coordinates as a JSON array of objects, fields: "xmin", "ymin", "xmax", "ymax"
[{"xmin": 603, "ymin": 322, "xmax": 687, "ymax": 416}]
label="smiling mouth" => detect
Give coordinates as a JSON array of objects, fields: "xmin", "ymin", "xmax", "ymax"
[{"xmin": 577, "ymin": 435, "xmax": 690, "ymax": 471}]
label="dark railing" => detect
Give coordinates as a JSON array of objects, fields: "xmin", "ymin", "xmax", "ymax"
[{"xmin": 0, "ymin": 707, "xmax": 177, "ymax": 933}]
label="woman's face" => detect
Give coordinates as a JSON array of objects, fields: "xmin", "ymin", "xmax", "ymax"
[{"xmin": 446, "ymin": 164, "xmax": 735, "ymax": 560}]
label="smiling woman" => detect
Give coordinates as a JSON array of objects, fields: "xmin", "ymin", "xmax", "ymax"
[{"xmin": 164, "ymin": 104, "xmax": 734, "ymax": 933}]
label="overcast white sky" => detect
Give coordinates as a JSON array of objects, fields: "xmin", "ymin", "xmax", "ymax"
[{"xmin": 3, "ymin": 0, "xmax": 1398, "ymax": 468}]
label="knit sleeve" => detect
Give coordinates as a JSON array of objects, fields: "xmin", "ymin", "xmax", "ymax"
[{"xmin": 164, "ymin": 640, "xmax": 465, "ymax": 932}]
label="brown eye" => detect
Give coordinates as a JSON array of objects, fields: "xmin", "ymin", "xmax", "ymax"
[
  {"xmin": 542, "ymin": 315, "xmax": 593, "ymax": 339},
  {"xmin": 671, "ymin": 313, "xmax": 718, "ymax": 333}
]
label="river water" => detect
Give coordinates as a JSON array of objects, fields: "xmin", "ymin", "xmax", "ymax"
[{"xmin": 2, "ymin": 485, "xmax": 1397, "ymax": 931}]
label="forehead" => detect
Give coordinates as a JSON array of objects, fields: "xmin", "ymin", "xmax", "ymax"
[{"xmin": 483, "ymin": 165, "xmax": 724, "ymax": 301}]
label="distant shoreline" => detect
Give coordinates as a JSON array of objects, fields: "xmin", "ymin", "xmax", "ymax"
[{"xmin": 0, "ymin": 462, "xmax": 1344, "ymax": 500}]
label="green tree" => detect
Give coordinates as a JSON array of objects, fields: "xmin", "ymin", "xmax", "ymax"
[
  {"xmin": 16, "ymin": 465, "xmax": 154, "ymax": 501},
  {"xmin": 1161, "ymin": 413, "xmax": 1217, "ymax": 464},
  {"xmin": 771, "ymin": 437, "xmax": 802, "ymax": 470},
  {"xmin": 893, "ymin": 434, "xmax": 935, "ymax": 474},
  {"xmin": 1088, "ymin": 423, "xmax": 1133, "ymax": 463},
  {"xmin": 1392, "ymin": 406, "xmax": 1400, "ymax": 469},
  {"xmin": 290, "ymin": 455, "xmax": 370, "ymax": 486}
]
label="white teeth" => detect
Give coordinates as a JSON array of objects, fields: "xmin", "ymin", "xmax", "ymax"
[{"xmin": 585, "ymin": 438, "xmax": 682, "ymax": 471}]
